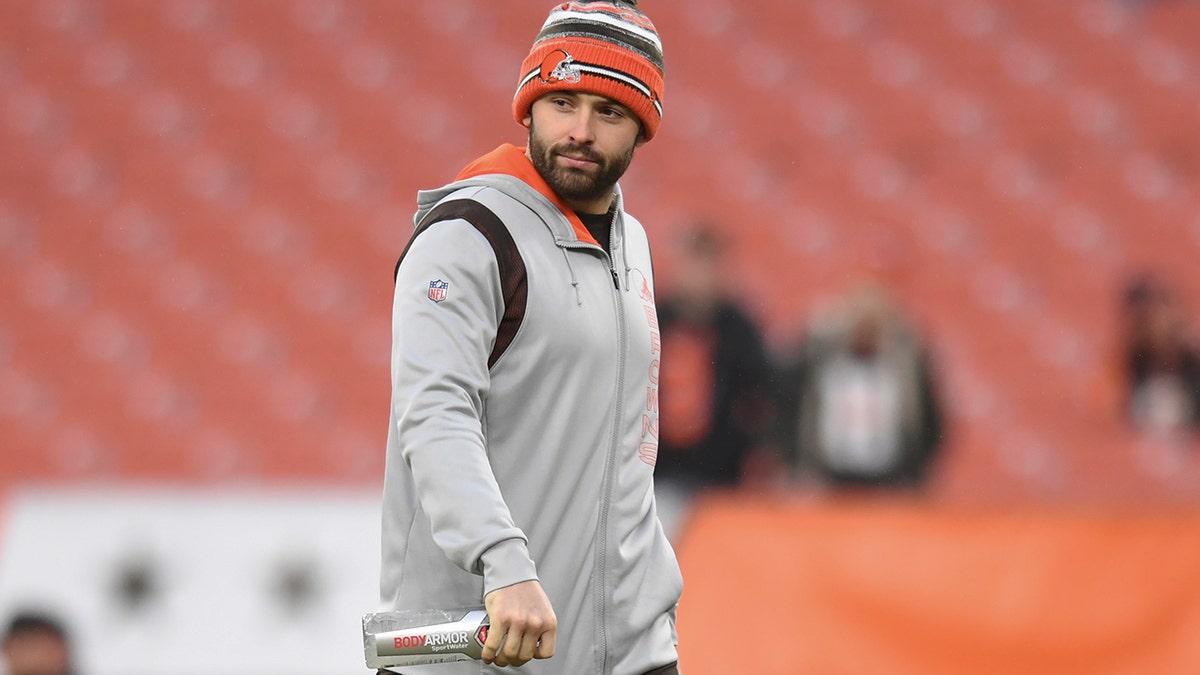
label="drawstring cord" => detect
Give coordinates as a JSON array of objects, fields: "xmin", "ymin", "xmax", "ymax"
[{"xmin": 561, "ymin": 247, "xmax": 583, "ymax": 306}]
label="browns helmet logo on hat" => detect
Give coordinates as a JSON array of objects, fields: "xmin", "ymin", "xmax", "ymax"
[{"xmin": 540, "ymin": 49, "xmax": 582, "ymax": 84}]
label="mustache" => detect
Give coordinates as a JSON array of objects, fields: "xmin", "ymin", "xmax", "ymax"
[{"xmin": 552, "ymin": 144, "xmax": 603, "ymax": 163}]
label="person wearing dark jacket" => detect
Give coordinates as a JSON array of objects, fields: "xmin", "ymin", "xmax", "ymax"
[
  {"xmin": 1121, "ymin": 274, "xmax": 1200, "ymax": 440},
  {"xmin": 653, "ymin": 227, "xmax": 776, "ymax": 537},
  {"xmin": 775, "ymin": 284, "xmax": 944, "ymax": 489}
]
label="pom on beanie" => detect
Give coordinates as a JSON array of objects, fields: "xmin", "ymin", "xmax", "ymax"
[{"xmin": 513, "ymin": 1, "xmax": 665, "ymax": 141}]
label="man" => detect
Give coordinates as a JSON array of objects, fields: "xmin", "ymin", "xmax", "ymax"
[
  {"xmin": 775, "ymin": 283, "xmax": 944, "ymax": 489},
  {"xmin": 379, "ymin": 2, "xmax": 681, "ymax": 674},
  {"xmin": 1, "ymin": 611, "xmax": 73, "ymax": 675},
  {"xmin": 654, "ymin": 226, "xmax": 777, "ymax": 539},
  {"xmin": 1120, "ymin": 274, "xmax": 1200, "ymax": 440}
]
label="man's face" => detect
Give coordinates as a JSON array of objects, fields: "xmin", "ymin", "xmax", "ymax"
[
  {"xmin": 525, "ymin": 91, "xmax": 642, "ymax": 213},
  {"xmin": 3, "ymin": 630, "xmax": 71, "ymax": 675}
]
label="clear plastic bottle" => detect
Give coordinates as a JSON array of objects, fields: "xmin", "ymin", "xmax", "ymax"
[{"xmin": 363, "ymin": 606, "xmax": 490, "ymax": 668}]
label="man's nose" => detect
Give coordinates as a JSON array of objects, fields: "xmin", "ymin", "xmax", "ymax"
[{"xmin": 567, "ymin": 111, "xmax": 597, "ymax": 143}]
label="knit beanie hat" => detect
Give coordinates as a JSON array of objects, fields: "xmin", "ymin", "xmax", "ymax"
[{"xmin": 513, "ymin": 1, "xmax": 665, "ymax": 141}]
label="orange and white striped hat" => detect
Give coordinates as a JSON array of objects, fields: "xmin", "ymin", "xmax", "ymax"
[{"xmin": 513, "ymin": 1, "xmax": 665, "ymax": 141}]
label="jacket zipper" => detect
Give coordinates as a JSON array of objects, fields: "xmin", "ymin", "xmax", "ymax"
[
  {"xmin": 562, "ymin": 201, "xmax": 625, "ymax": 674},
  {"xmin": 559, "ymin": 233, "xmax": 623, "ymax": 674},
  {"xmin": 595, "ymin": 258, "xmax": 625, "ymax": 675},
  {"xmin": 596, "ymin": 200, "xmax": 624, "ymax": 674},
  {"xmin": 555, "ymin": 242, "xmax": 621, "ymax": 674}
]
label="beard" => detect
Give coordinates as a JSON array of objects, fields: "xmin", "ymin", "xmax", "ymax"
[{"xmin": 528, "ymin": 123, "xmax": 636, "ymax": 207}]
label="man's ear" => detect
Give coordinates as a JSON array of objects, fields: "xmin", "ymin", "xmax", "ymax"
[{"xmin": 522, "ymin": 113, "xmax": 532, "ymax": 129}]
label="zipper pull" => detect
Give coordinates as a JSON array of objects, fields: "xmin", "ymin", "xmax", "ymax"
[{"xmin": 611, "ymin": 268, "xmax": 620, "ymax": 289}]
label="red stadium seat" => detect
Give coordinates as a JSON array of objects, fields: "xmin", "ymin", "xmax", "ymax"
[{"xmin": 1, "ymin": 0, "xmax": 1197, "ymax": 503}]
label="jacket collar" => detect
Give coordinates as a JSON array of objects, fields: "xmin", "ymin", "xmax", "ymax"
[{"xmin": 455, "ymin": 144, "xmax": 603, "ymax": 247}]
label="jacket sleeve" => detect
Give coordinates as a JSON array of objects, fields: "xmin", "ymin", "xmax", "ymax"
[{"xmin": 391, "ymin": 216, "xmax": 538, "ymax": 596}]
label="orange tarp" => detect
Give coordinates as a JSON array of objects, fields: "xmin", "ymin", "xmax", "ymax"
[{"xmin": 674, "ymin": 493, "xmax": 1200, "ymax": 675}]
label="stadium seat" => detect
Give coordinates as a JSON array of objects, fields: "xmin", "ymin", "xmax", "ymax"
[{"xmin": 1, "ymin": 0, "xmax": 1197, "ymax": 503}]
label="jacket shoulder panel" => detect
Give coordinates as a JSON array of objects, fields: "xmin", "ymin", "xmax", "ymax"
[{"xmin": 397, "ymin": 197, "xmax": 528, "ymax": 368}]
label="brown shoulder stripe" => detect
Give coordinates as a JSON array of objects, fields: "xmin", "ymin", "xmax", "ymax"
[{"xmin": 394, "ymin": 199, "xmax": 528, "ymax": 369}]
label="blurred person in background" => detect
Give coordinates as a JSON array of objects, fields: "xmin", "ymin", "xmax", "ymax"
[
  {"xmin": 380, "ymin": 1, "xmax": 681, "ymax": 673},
  {"xmin": 775, "ymin": 283, "xmax": 944, "ymax": 490},
  {"xmin": 1120, "ymin": 273, "xmax": 1200, "ymax": 443},
  {"xmin": 654, "ymin": 225, "xmax": 778, "ymax": 538},
  {"xmin": 2, "ymin": 611, "xmax": 73, "ymax": 675}
]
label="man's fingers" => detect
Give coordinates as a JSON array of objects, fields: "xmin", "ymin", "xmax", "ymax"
[
  {"xmin": 482, "ymin": 580, "xmax": 557, "ymax": 667},
  {"xmin": 489, "ymin": 616, "xmax": 544, "ymax": 667},
  {"xmin": 506, "ymin": 622, "xmax": 541, "ymax": 665},
  {"xmin": 481, "ymin": 622, "xmax": 506, "ymax": 665},
  {"xmin": 480, "ymin": 619, "xmax": 554, "ymax": 667},
  {"xmin": 535, "ymin": 628, "xmax": 556, "ymax": 659}
]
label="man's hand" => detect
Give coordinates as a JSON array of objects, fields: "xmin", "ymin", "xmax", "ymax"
[{"xmin": 481, "ymin": 580, "xmax": 557, "ymax": 667}]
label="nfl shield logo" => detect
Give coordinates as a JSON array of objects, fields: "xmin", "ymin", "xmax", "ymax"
[{"xmin": 428, "ymin": 279, "xmax": 448, "ymax": 303}]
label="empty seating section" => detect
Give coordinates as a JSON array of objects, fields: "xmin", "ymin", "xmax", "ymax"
[{"xmin": 1, "ymin": 0, "xmax": 1197, "ymax": 501}]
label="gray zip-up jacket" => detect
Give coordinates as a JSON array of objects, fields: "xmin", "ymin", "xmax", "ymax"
[{"xmin": 380, "ymin": 144, "xmax": 682, "ymax": 675}]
